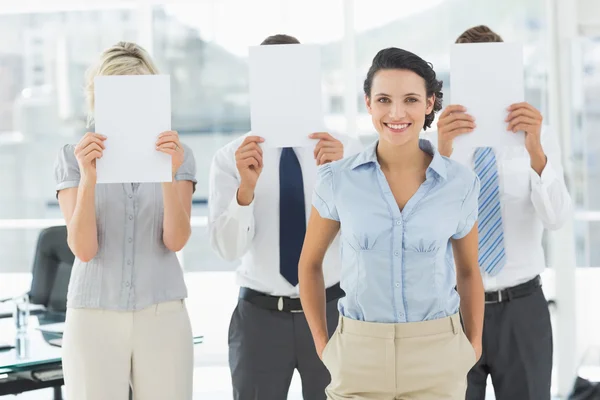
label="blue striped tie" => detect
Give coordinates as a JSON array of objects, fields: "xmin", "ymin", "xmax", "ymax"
[{"xmin": 474, "ymin": 147, "xmax": 506, "ymax": 276}]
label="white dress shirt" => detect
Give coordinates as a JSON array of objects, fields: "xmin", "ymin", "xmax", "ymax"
[
  {"xmin": 208, "ymin": 133, "xmax": 364, "ymax": 297},
  {"xmin": 423, "ymin": 127, "xmax": 572, "ymax": 291}
]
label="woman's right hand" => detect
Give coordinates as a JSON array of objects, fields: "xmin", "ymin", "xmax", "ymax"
[
  {"xmin": 74, "ymin": 132, "xmax": 106, "ymax": 185},
  {"xmin": 316, "ymin": 335, "xmax": 329, "ymax": 360}
]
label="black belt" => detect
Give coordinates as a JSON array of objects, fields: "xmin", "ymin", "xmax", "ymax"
[
  {"xmin": 485, "ymin": 275, "xmax": 541, "ymax": 304},
  {"xmin": 239, "ymin": 283, "xmax": 345, "ymax": 313}
]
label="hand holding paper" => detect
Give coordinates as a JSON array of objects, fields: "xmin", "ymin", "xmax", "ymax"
[
  {"xmin": 155, "ymin": 130, "xmax": 185, "ymax": 179},
  {"xmin": 310, "ymin": 132, "xmax": 344, "ymax": 166},
  {"xmin": 74, "ymin": 132, "xmax": 107, "ymax": 185},
  {"xmin": 506, "ymin": 101, "xmax": 547, "ymax": 174},
  {"xmin": 235, "ymin": 135, "xmax": 265, "ymax": 206},
  {"xmin": 505, "ymin": 102, "xmax": 543, "ymax": 154},
  {"xmin": 436, "ymin": 105, "xmax": 476, "ymax": 156}
]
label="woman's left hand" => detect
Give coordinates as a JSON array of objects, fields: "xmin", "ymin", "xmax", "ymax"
[{"xmin": 156, "ymin": 130, "xmax": 184, "ymax": 179}]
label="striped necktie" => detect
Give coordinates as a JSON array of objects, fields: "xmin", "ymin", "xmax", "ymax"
[{"xmin": 474, "ymin": 147, "xmax": 506, "ymax": 276}]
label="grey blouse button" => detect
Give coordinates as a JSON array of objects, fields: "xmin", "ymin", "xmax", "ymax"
[
  {"xmin": 129, "ymin": 194, "xmax": 133, "ymax": 199},
  {"xmin": 128, "ymin": 237, "xmax": 133, "ymax": 243},
  {"xmin": 127, "ymin": 260, "xmax": 132, "ymax": 266},
  {"xmin": 394, "ymin": 251, "xmax": 400, "ymax": 257},
  {"xmin": 395, "ymin": 282, "xmax": 400, "ymax": 288},
  {"xmin": 125, "ymin": 281, "xmax": 130, "ymax": 287},
  {"xmin": 129, "ymin": 215, "xmax": 133, "ymax": 220}
]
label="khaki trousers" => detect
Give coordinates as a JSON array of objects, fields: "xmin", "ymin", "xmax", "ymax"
[
  {"xmin": 322, "ymin": 313, "xmax": 476, "ymax": 400},
  {"xmin": 62, "ymin": 300, "xmax": 194, "ymax": 400}
]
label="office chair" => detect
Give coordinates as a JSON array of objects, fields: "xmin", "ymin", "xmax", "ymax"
[{"xmin": 28, "ymin": 225, "xmax": 75, "ymax": 313}]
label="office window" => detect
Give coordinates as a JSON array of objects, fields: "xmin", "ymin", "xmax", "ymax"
[
  {"xmin": 353, "ymin": 0, "xmax": 549, "ymax": 135},
  {"xmin": 0, "ymin": 7, "xmax": 139, "ymax": 270},
  {"xmin": 573, "ymin": 37, "xmax": 600, "ymax": 267}
]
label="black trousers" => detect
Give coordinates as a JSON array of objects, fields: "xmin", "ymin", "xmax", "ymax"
[
  {"xmin": 466, "ymin": 285, "xmax": 553, "ymax": 400},
  {"xmin": 228, "ymin": 298, "xmax": 339, "ymax": 400}
]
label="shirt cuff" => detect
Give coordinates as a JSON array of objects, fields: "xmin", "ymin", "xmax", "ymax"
[
  {"xmin": 227, "ymin": 190, "xmax": 255, "ymax": 230},
  {"xmin": 56, "ymin": 180, "xmax": 80, "ymax": 191},
  {"xmin": 312, "ymin": 191, "xmax": 340, "ymax": 221},
  {"xmin": 529, "ymin": 158, "xmax": 557, "ymax": 189},
  {"xmin": 452, "ymin": 209, "xmax": 477, "ymax": 240},
  {"xmin": 174, "ymin": 173, "xmax": 197, "ymax": 184}
]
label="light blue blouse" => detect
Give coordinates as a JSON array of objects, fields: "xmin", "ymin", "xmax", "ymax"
[
  {"xmin": 54, "ymin": 143, "xmax": 197, "ymax": 311},
  {"xmin": 313, "ymin": 139, "xmax": 480, "ymax": 323}
]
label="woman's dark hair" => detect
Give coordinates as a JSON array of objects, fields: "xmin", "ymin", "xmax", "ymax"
[
  {"xmin": 261, "ymin": 34, "xmax": 300, "ymax": 45},
  {"xmin": 363, "ymin": 48, "xmax": 443, "ymax": 130}
]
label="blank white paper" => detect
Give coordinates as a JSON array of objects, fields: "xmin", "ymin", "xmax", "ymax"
[
  {"xmin": 249, "ymin": 44, "xmax": 325, "ymax": 148},
  {"xmin": 450, "ymin": 43, "xmax": 525, "ymax": 149},
  {"xmin": 94, "ymin": 75, "xmax": 172, "ymax": 184}
]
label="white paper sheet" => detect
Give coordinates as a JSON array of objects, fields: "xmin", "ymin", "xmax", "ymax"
[
  {"xmin": 450, "ymin": 43, "xmax": 525, "ymax": 149},
  {"xmin": 249, "ymin": 44, "xmax": 325, "ymax": 148},
  {"xmin": 94, "ymin": 75, "xmax": 172, "ymax": 183}
]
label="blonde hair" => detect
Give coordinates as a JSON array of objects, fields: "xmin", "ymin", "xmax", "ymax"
[{"xmin": 85, "ymin": 41, "xmax": 159, "ymax": 126}]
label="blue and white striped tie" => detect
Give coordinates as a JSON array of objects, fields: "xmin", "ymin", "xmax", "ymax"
[{"xmin": 474, "ymin": 147, "xmax": 506, "ymax": 276}]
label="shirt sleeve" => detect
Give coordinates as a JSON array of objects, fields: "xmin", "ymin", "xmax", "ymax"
[
  {"xmin": 54, "ymin": 144, "xmax": 80, "ymax": 192},
  {"xmin": 207, "ymin": 145, "xmax": 256, "ymax": 262},
  {"xmin": 175, "ymin": 143, "xmax": 198, "ymax": 192},
  {"xmin": 312, "ymin": 163, "xmax": 340, "ymax": 221},
  {"xmin": 453, "ymin": 173, "xmax": 481, "ymax": 240},
  {"xmin": 528, "ymin": 126, "xmax": 572, "ymax": 230}
]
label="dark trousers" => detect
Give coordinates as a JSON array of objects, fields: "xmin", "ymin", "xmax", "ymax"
[
  {"xmin": 466, "ymin": 285, "xmax": 553, "ymax": 400},
  {"xmin": 228, "ymin": 298, "xmax": 339, "ymax": 400}
]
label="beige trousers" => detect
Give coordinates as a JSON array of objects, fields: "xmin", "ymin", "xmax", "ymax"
[
  {"xmin": 62, "ymin": 300, "xmax": 194, "ymax": 400},
  {"xmin": 322, "ymin": 313, "xmax": 476, "ymax": 400}
]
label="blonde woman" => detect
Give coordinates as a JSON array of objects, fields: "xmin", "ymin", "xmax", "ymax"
[{"xmin": 54, "ymin": 42, "xmax": 196, "ymax": 400}]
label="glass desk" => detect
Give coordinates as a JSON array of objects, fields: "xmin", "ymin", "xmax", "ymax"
[{"xmin": 0, "ymin": 311, "xmax": 203, "ymax": 399}]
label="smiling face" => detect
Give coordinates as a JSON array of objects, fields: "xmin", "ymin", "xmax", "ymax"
[{"xmin": 365, "ymin": 69, "xmax": 435, "ymax": 148}]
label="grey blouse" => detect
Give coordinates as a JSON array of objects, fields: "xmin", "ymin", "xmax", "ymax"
[{"xmin": 54, "ymin": 143, "xmax": 197, "ymax": 311}]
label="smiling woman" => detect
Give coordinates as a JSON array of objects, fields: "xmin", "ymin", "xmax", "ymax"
[
  {"xmin": 298, "ymin": 47, "xmax": 485, "ymax": 400},
  {"xmin": 363, "ymin": 48, "xmax": 443, "ymax": 147}
]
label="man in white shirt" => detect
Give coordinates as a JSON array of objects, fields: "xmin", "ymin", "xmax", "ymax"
[
  {"xmin": 426, "ymin": 25, "xmax": 572, "ymax": 400},
  {"xmin": 208, "ymin": 34, "xmax": 362, "ymax": 400}
]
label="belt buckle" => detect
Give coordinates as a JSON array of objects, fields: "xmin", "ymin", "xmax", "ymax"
[
  {"xmin": 277, "ymin": 296, "xmax": 303, "ymax": 313},
  {"xmin": 485, "ymin": 289, "xmax": 503, "ymax": 304}
]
